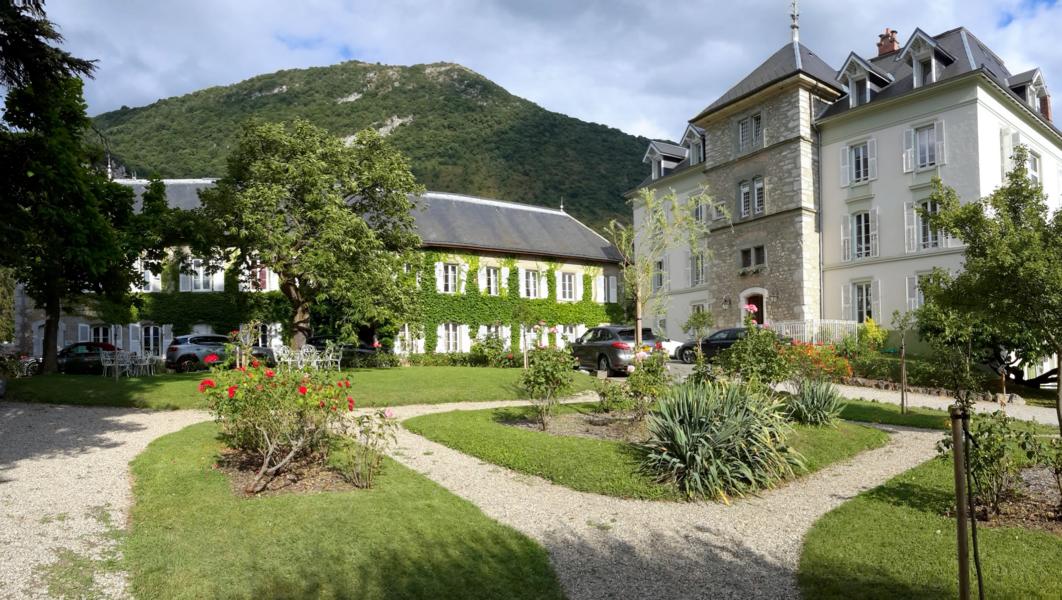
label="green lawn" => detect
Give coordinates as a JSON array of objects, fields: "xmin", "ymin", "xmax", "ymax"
[
  {"xmin": 404, "ymin": 404, "xmax": 889, "ymax": 500},
  {"xmin": 799, "ymin": 454, "xmax": 1062, "ymax": 599},
  {"xmin": 125, "ymin": 422, "xmax": 564, "ymax": 600},
  {"xmin": 3, "ymin": 367, "xmax": 595, "ymax": 410},
  {"xmin": 839, "ymin": 398, "xmax": 1057, "ymax": 434}
]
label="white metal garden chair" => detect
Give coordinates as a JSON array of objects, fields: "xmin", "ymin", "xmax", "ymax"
[
  {"xmin": 100, "ymin": 351, "xmax": 116, "ymax": 377},
  {"xmin": 274, "ymin": 346, "xmax": 294, "ymax": 370},
  {"xmin": 320, "ymin": 345, "xmax": 341, "ymax": 371},
  {"xmin": 298, "ymin": 345, "xmax": 320, "ymax": 370}
]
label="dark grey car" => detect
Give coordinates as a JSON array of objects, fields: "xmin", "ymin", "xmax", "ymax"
[
  {"xmin": 569, "ymin": 326, "xmax": 659, "ymax": 375},
  {"xmin": 165, "ymin": 334, "xmax": 274, "ymax": 372}
]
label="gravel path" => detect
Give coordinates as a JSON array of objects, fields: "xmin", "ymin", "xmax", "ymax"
[
  {"xmin": 0, "ymin": 402, "xmax": 209, "ymax": 600},
  {"xmin": 388, "ymin": 400, "xmax": 941, "ymax": 600}
]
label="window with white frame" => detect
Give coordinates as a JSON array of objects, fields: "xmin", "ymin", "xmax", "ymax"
[
  {"xmin": 91, "ymin": 325, "xmax": 111, "ymax": 344},
  {"xmin": 442, "ymin": 323, "xmax": 460, "ymax": 353},
  {"xmin": 852, "ymin": 211, "xmax": 872, "ymax": 259},
  {"xmin": 689, "ymin": 139, "xmax": 702, "ymax": 165},
  {"xmin": 442, "ymin": 263, "xmax": 459, "ymax": 294},
  {"xmin": 190, "ymin": 259, "xmax": 214, "ymax": 292},
  {"xmin": 739, "ymin": 180, "xmax": 752, "ymax": 217},
  {"xmin": 484, "ymin": 323, "xmax": 502, "ymax": 339},
  {"xmin": 1027, "ymin": 151, "xmax": 1041, "ymax": 184},
  {"xmin": 135, "ymin": 259, "xmax": 162, "ymax": 293},
  {"xmin": 691, "ymin": 303, "xmax": 705, "ymax": 314},
  {"xmin": 753, "ymin": 177, "xmax": 765, "ymax": 214},
  {"xmin": 524, "ymin": 269, "xmax": 540, "ymax": 298},
  {"xmin": 560, "ymin": 272, "xmax": 576, "ymax": 301},
  {"xmin": 690, "ymin": 252, "xmax": 706, "ymax": 286},
  {"xmin": 915, "ymin": 57, "xmax": 935, "ymax": 87},
  {"xmin": 738, "ymin": 113, "xmax": 762, "ymax": 151},
  {"xmin": 484, "ymin": 266, "xmax": 500, "ymax": 296},
  {"xmin": 850, "ymin": 142, "xmax": 870, "ymax": 183},
  {"xmin": 919, "ymin": 200, "xmax": 940, "ymax": 249},
  {"xmin": 852, "ymin": 78, "xmax": 868, "ymax": 107},
  {"xmin": 561, "ymin": 325, "xmax": 577, "ymax": 344},
  {"xmin": 142, "ymin": 325, "xmax": 162, "ymax": 356},
  {"xmin": 853, "ymin": 281, "xmax": 874, "ymax": 323},
  {"xmin": 906, "ymin": 274, "xmax": 927, "ymax": 310},
  {"xmin": 740, "ymin": 246, "xmax": 765, "ymax": 269},
  {"xmin": 915, "ymin": 124, "xmax": 937, "ymax": 169},
  {"xmin": 692, "ymin": 198, "xmax": 706, "ymax": 223},
  {"xmin": 652, "ymin": 260, "xmax": 664, "ymax": 291}
]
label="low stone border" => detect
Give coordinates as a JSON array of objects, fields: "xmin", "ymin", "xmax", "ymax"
[{"xmin": 839, "ymin": 376, "xmax": 1026, "ymax": 405}]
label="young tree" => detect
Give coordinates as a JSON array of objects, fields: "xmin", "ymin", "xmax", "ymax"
[
  {"xmin": 0, "ymin": 78, "xmax": 152, "ymax": 372},
  {"xmin": 606, "ymin": 186, "xmax": 714, "ymax": 348},
  {"xmin": 890, "ymin": 309, "xmax": 914, "ymax": 414},
  {"xmin": 682, "ymin": 309, "xmax": 714, "ymax": 359},
  {"xmin": 197, "ymin": 119, "xmax": 423, "ymax": 348},
  {"xmin": 923, "ymin": 145, "xmax": 1062, "ymax": 434}
]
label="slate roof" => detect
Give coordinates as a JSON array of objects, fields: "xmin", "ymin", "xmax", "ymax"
[
  {"xmin": 412, "ymin": 192, "xmax": 621, "ymax": 263},
  {"xmin": 818, "ymin": 27, "xmax": 1060, "ymax": 137},
  {"xmin": 647, "ymin": 140, "xmax": 687, "ymax": 158},
  {"xmin": 693, "ymin": 41, "xmax": 844, "ymax": 120},
  {"xmin": 116, "ymin": 180, "xmax": 621, "ymax": 264}
]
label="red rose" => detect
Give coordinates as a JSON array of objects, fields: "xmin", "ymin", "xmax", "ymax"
[
  {"xmin": 227, "ymin": 385, "xmax": 237, "ymax": 399},
  {"xmin": 251, "ymin": 359, "xmax": 260, "ymax": 368},
  {"xmin": 265, "ymin": 369, "xmax": 275, "ymax": 378},
  {"xmin": 337, "ymin": 381, "xmax": 343, "ymax": 388},
  {"xmin": 318, "ymin": 400, "xmax": 325, "ymax": 408},
  {"xmin": 344, "ymin": 380, "xmax": 351, "ymax": 388},
  {"xmin": 330, "ymin": 405, "xmax": 337, "ymax": 412},
  {"xmin": 198, "ymin": 379, "xmax": 216, "ymax": 393},
  {"xmin": 298, "ymin": 385, "xmax": 308, "ymax": 395},
  {"xmin": 204, "ymin": 353, "xmax": 220, "ymax": 364},
  {"xmin": 347, "ymin": 396, "xmax": 355, "ymax": 411}
]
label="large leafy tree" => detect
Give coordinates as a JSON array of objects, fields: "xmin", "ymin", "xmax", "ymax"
[
  {"xmin": 197, "ymin": 119, "xmax": 423, "ymax": 348},
  {"xmin": 0, "ymin": 77, "xmax": 154, "ymax": 372},
  {"xmin": 923, "ymin": 145, "xmax": 1062, "ymax": 434},
  {"xmin": 0, "ymin": 0, "xmax": 93, "ymax": 89}
]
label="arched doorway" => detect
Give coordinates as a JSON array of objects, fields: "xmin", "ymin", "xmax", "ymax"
[{"xmin": 739, "ymin": 287, "xmax": 768, "ymax": 325}]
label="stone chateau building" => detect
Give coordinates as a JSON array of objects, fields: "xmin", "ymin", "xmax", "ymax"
[{"xmin": 635, "ymin": 21, "xmax": 1062, "ymax": 342}]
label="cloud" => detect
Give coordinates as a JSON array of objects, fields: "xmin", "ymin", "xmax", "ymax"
[{"xmin": 44, "ymin": 0, "xmax": 1062, "ymax": 140}]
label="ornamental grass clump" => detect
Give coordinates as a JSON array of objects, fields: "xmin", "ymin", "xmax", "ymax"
[
  {"xmin": 786, "ymin": 379, "xmax": 843, "ymax": 426},
  {"xmin": 641, "ymin": 381, "xmax": 803, "ymax": 502},
  {"xmin": 201, "ymin": 356, "xmax": 361, "ymax": 493}
]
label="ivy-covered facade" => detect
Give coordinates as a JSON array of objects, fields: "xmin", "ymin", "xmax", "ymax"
[{"xmin": 12, "ymin": 185, "xmax": 624, "ymax": 357}]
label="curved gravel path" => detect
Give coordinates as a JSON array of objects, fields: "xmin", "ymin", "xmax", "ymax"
[
  {"xmin": 0, "ymin": 402, "xmax": 209, "ymax": 600},
  {"xmin": 387, "ymin": 401, "xmax": 941, "ymax": 600}
]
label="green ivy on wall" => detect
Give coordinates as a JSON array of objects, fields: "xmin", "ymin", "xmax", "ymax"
[{"xmin": 416, "ymin": 251, "xmax": 623, "ymax": 353}]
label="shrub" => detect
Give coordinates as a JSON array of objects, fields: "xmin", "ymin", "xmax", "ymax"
[
  {"xmin": 786, "ymin": 379, "xmax": 843, "ymax": 425},
  {"xmin": 406, "ymin": 352, "xmax": 475, "ymax": 367},
  {"xmin": 717, "ymin": 311, "xmax": 792, "ymax": 387},
  {"xmin": 519, "ymin": 347, "xmax": 576, "ymax": 429},
  {"xmin": 347, "ymin": 351, "xmax": 401, "ymax": 369},
  {"xmin": 1023, "ymin": 435, "xmax": 1062, "ymax": 510},
  {"xmin": 594, "ymin": 378, "xmax": 630, "ymax": 413},
  {"xmin": 641, "ymin": 381, "xmax": 802, "ymax": 502},
  {"xmin": 330, "ymin": 408, "xmax": 398, "ymax": 488},
  {"xmin": 626, "ymin": 351, "xmax": 670, "ymax": 418},
  {"xmin": 202, "ymin": 359, "xmax": 353, "ymax": 493},
  {"xmin": 858, "ymin": 318, "xmax": 888, "ymax": 351},
  {"xmin": 785, "ymin": 341, "xmax": 852, "ymax": 382},
  {"xmin": 469, "ymin": 334, "xmax": 519, "ymax": 368},
  {"xmin": 937, "ymin": 411, "xmax": 1029, "ymax": 516}
]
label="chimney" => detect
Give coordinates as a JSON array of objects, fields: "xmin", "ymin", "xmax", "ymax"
[
  {"xmin": 1040, "ymin": 95, "xmax": 1053, "ymax": 122},
  {"xmin": 877, "ymin": 28, "xmax": 900, "ymax": 56}
]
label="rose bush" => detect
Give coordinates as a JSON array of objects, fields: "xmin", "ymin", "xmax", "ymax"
[
  {"xmin": 331, "ymin": 408, "xmax": 399, "ymax": 489},
  {"xmin": 519, "ymin": 346, "xmax": 576, "ymax": 429}
]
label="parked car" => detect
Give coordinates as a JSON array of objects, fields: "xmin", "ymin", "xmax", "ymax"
[
  {"xmin": 165, "ymin": 334, "xmax": 274, "ymax": 372},
  {"xmin": 656, "ymin": 336, "xmax": 683, "ymax": 359},
  {"xmin": 306, "ymin": 336, "xmax": 386, "ymax": 366},
  {"xmin": 677, "ymin": 327, "xmax": 747, "ymax": 364},
  {"xmin": 569, "ymin": 326, "xmax": 662, "ymax": 375},
  {"xmin": 56, "ymin": 342, "xmax": 118, "ymax": 375}
]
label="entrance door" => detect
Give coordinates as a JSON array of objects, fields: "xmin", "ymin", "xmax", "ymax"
[{"xmin": 746, "ymin": 294, "xmax": 764, "ymax": 324}]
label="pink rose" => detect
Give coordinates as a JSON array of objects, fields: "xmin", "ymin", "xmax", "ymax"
[
  {"xmin": 384, "ymin": 408, "xmax": 395, "ymax": 419},
  {"xmin": 627, "ymin": 365, "xmax": 636, "ymax": 373}
]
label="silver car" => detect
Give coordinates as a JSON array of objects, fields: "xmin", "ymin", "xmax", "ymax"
[
  {"xmin": 569, "ymin": 326, "xmax": 659, "ymax": 376},
  {"xmin": 165, "ymin": 334, "xmax": 274, "ymax": 372}
]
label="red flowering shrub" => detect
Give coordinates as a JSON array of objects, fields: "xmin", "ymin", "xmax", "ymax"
[
  {"xmin": 784, "ymin": 340, "xmax": 853, "ymax": 382},
  {"xmin": 201, "ymin": 362, "xmax": 359, "ymax": 493}
]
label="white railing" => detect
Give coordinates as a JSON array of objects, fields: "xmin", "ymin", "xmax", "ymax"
[{"xmin": 770, "ymin": 319, "xmax": 859, "ymax": 344}]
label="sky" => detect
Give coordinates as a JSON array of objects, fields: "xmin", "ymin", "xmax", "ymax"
[{"xmin": 48, "ymin": 0, "xmax": 1062, "ymax": 141}]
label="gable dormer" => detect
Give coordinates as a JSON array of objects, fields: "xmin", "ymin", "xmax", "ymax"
[
  {"xmin": 896, "ymin": 28, "xmax": 956, "ymax": 89},
  {"xmin": 838, "ymin": 53, "xmax": 893, "ymax": 108},
  {"xmin": 1009, "ymin": 69, "xmax": 1051, "ymax": 120},
  {"xmin": 643, "ymin": 141, "xmax": 686, "ymax": 180},
  {"xmin": 680, "ymin": 124, "xmax": 705, "ymax": 166}
]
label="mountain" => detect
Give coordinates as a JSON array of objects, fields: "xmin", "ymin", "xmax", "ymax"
[{"xmin": 92, "ymin": 61, "xmax": 650, "ymax": 229}]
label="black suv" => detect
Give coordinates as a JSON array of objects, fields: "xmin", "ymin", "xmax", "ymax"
[{"xmin": 677, "ymin": 327, "xmax": 747, "ymax": 364}]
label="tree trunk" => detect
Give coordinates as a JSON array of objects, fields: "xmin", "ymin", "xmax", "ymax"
[
  {"xmin": 1056, "ymin": 354, "xmax": 1061, "ymax": 439},
  {"xmin": 634, "ymin": 294, "xmax": 643, "ymax": 348},
  {"xmin": 40, "ymin": 292, "xmax": 61, "ymax": 374},
  {"xmin": 280, "ymin": 279, "xmax": 310, "ymax": 349},
  {"xmin": 899, "ymin": 334, "xmax": 907, "ymax": 415}
]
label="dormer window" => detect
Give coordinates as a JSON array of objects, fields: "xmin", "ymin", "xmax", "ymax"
[
  {"xmin": 651, "ymin": 158, "xmax": 661, "ymax": 180},
  {"xmin": 689, "ymin": 140, "xmax": 702, "ymax": 165},
  {"xmin": 914, "ymin": 57, "xmax": 935, "ymax": 87},
  {"xmin": 851, "ymin": 78, "xmax": 868, "ymax": 107}
]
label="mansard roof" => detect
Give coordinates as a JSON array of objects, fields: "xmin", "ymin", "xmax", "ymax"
[
  {"xmin": 837, "ymin": 52, "xmax": 894, "ymax": 86},
  {"xmin": 115, "ymin": 180, "xmax": 620, "ymax": 264},
  {"xmin": 692, "ymin": 41, "xmax": 844, "ymax": 120}
]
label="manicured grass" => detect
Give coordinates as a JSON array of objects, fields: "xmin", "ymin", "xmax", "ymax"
[
  {"xmin": 839, "ymin": 398, "xmax": 1057, "ymax": 434},
  {"xmin": 125, "ymin": 422, "xmax": 564, "ymax": 600},
  {"xmin": 3, "ymin": 366, "xmax": 595, "ymax": 410},
  {"xmin": 404, "ymin": 404, "xmax": 889, "ymax": 500},
  {"xmin": 799, "ymin": 454, "xmax": 1062, "ymax": 599}
]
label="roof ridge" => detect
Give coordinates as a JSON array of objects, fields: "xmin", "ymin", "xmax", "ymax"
[{"xmin": 420, "ymin": 191, "xmax": 567, "ymax": 216}]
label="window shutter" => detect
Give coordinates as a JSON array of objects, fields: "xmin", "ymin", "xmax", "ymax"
[
  {"xmin": 129, "ymin": 323, "xmax": 141, "ymax": 354},
  {"xmin": 435, "ymin": 324, "xmax": 445, "ymax": 353},
  {"xmin": 608, "ymin": 276, "xmax": 618, "ymax": 303},
  {"xmin": 434, "ymin": 262, "xmax": 444, "ymax": 293},
  {"xmin": 935, "ymin": 121, "xmax": 946, "ymax": 165},
  {"xmin": 477, "ymin": 267, "xmax": 486, "ymax": 293},
  {"xmin": 459, "ymin": 324, "xmax": 471, "ymax": 352},
  {"xmin": 500, "ymin": 267, "xmax": 510, "ymax": 293},
  {"xmin": 575, "ymin": 272, "xmax": 584, "ymax": 301},
  {"xmin": 555, "ymin": 271, "xmax": 563, "ymax": 299},
  {"xmin": 904, "ymin": 202, "xmax": 917, "ymax": 253},
  {"xmin": 841, "ymin": 217, "xmax": 852, "ymax": 261},
  {"xmin": 906, "ymin": 276, "xmax": 919, "ymax": 311},
  {"xmin": 662, "ymin": 256, "xmax": 670, "ymax": 291},
  {"xmin": 840, "ymin": 145, "xmax": 850, "ymax": 187},
  {"xmin": 458, "ymin": 263, "xmax": 469, "ymax": 294},
  {"xmin": 869, "ymin": 208, "xmax": 880, "ymax": 258},
  {"xmin": 841, "ymin": 284, "xmax": 852, "ymax": 321},
  {"xmin": 684, "ymin": 250, "xmax": 692, "ymax": 288},
  {"xmin": 179, "ymin": 271, "xmax": 190, "ymax": 292},
  {"xmin": 593, "ymin": 275, "xmax": 604, "ymax": 302},
  {"xmin": 903, "ymin": 128, "xmax": 915, "ymax": 173},
  {"xmin": 212, "ymin": 266, "xmax": 224, "ymax": 292},
  {"xmin": 112, "ymin": 325, "xmax": 123, "ymax": 350},
  {"xmin": 78, "ymin": 323, "xmax": 90, "ymax": 342},
  {"xmin": 517, "ymin": 267, "xmax": 526, "ymax": 298},
  {"xmin": 872, "ymin": 279, "xmax": 883, "ymax": 322},
  {"xmin": 867, "ymin": 138, "xmax": 878, "ymax": 180}
]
